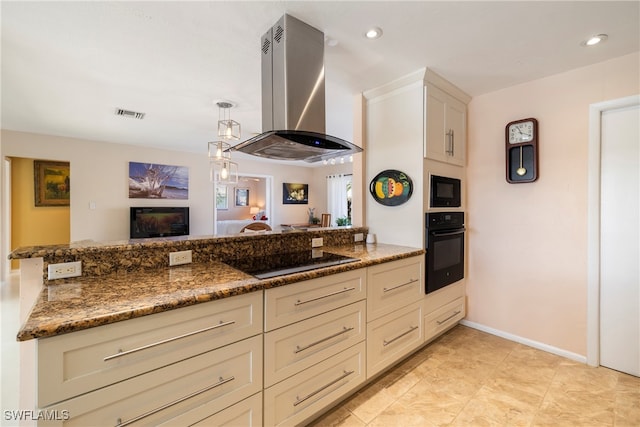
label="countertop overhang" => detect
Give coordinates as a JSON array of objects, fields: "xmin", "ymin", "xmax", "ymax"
[{"xmin": 17, "ymin": 243, "xmax": 424, "ymax": 341}]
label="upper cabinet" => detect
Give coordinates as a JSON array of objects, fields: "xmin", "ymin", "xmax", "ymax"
[{"xmin": 423, "ymin": 70, "xmax": 471, "ymax": 167}]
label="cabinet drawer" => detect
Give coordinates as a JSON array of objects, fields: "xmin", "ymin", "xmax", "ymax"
[
  {"xmin": 162, "ymin": 392, "xmax": 262, "ymax": 427},
  {"xmin": 265, "ymin": 300, "xmax": 365, "ymax": 387},
  {"xmin": 264, "ymin": 342, "xmax": 365, "ymax": 427},
  {"xmin": 41, "ymin": 335, "xmax": 263, "ymax": 427},
  {"xmin": 367, "ymin": 301, "xmax": 424, "ymax": 379},
  {"xmin": 424, "ymin": 280, "xmax": 464, "ymax": 314},
  {"xmin": 367, "ymin": 257, "xmax": 423, "ymax": 320},
  {"xmin": 265, "ymin": 269, "xmax": 365, "ymax": 331},
  {"xmin": 424, "ymin": 297, "xmax": 465, "ymax": 342},
  {"xmin": 37, "ymin": 291, "xmax": 263, "ymax": 407}
]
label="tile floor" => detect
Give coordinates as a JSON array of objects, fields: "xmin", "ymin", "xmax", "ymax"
[{"xmin": 310, "ymin": 325, "xmax": 640, "ymax": 427}]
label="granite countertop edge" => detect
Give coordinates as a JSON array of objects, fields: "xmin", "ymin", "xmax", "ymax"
[{"xmin": 17, "ymin": 244, "xmax": 424, "ymax": 342}]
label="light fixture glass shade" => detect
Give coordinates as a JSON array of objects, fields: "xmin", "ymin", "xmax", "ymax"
[
  {"xmin": 210, "ymin": 159, "xmax": 238, "ymax": 184},
  {"xmin": 216, "ymin": 101, "xmax": 241, "ymax": 140},
  {"xmin": 218, "ymin": 119, "xmax": 241, "ymax": 140},
  {"xmin": 208, "ymin": 140, "xmax": 232, "ymax": 161},
  {"xmin": 250, "ymin": 206, "xmax": 260, "ymax": 215}
]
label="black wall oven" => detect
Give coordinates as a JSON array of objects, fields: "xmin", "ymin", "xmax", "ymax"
[{"xmin": 425, "ymin": 211, "xmax": 465, "ymax": 294}]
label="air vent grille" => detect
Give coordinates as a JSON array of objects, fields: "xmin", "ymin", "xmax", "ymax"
[
  {"xmin": 261, "ymin": 37, "xmax": 271, "ymax": 55},
  {"xmin": 115, "ymin": 108, "xmax": 145, "ymax": 120},
  {"xmin": 274, "ymin": 25, "xmax": 284, "ymax": 43}
]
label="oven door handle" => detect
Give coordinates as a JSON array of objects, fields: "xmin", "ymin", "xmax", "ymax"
[{"xmin": 430, "ymin": 228, "xmax": 465, "ymax": 237}]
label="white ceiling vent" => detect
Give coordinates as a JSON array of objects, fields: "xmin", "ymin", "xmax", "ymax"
[{"xmin": 115, "ymin": 108, "xmax": 145, "ymax": 120}]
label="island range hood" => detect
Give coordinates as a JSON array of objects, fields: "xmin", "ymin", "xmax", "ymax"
[{"xmin": 231, "ymin": 14, "xmax": 362, "ymax": 163}]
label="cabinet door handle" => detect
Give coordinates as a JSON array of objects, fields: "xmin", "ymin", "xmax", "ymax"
[
  {"xmin": 383, "ymin": 325, "xmax": 419, "ymax": 346},
  {"xmin": 293, "ymin": 370, "xmax": 355, "ymax": 407},
  {"xmin": 383, "ymin": 278, "xmax": 418, "ymax": 293},
  {"xmin": 294, "ymin": 326, "xmax": 355, "ymax": 354},
  {"xmin": 115, "ymin": 375, "xmax": 235, "ymax": 427},
  {"xmin": 294, "ymin": 287, "xmax": 356, "ymax": 306},
  {"xmin": 446, "ymin": 129, "xmax": 454, "ymax": 155},
  {"xmin": 436, "ymin": 310, "xmax": 462, "ymax": 325},
  {"xmin": 103, "ymin": 320, "xmax": 236, "ymax": 361}
]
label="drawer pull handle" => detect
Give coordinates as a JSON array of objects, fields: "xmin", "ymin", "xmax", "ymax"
[
  {"xmin": 115, "ymin": 375, "xmax": 235, "ymax": 427},
  {"xmin": 436, "ymin": 310, "xmax": 462, "ymax": 325},
  {"xmin": 293, "ymin": 370, "xmax": 355, "ymax": 407},
  {"xmin": 104, "ymin": 320, "xmax": 236, "ymax": 361},
  {"xmin": 294, "ymin": 326, "xmax": 355, "ymax": 354},
  {"xmin": 383, "ymin": 325, "xmax": 419, "ymax": 346},
  {"xmin": 295, "ymin": 287, "xmax": 356, "ymax": 306},
  {"xmin": 383, "ymin": 278, "xmax": 418, "ymax": 293}
]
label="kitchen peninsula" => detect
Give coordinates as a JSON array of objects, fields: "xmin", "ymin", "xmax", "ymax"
[{"xmin": 10, "ymin": 227, "xmax": 464, "ymax": 426}]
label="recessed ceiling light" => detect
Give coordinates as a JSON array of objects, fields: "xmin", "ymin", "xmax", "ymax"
[
  {"xmin": 583, "ymin": 34, "xmax": 608, "ymax": 46},
  {"xmin": 365, "ymin": 27, "xmax": 383, "ymax": 39}
]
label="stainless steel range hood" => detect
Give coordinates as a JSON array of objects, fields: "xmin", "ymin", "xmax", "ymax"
[{"xmin": 231, "ymin": 14, "xmax": 362, "ymax": 163}]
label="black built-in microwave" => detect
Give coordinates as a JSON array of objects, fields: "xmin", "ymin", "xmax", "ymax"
[{"xmin": 430, "ymin": 175, "xmax": 461, "ymax": 208}]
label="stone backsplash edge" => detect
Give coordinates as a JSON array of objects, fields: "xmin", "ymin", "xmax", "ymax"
[{"xmin": 9, "ymin": 228, "xmax": 368, "ymax": 284}]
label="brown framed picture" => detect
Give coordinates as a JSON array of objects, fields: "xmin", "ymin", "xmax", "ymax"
[{"xmin": 34, "ymin": 160, "xmax": 70, "ymax": 206}]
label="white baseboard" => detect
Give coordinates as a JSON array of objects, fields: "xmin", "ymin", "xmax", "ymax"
[{"xmin": 460, "ymin": 320, "xmax": 587, "ymax": 364}]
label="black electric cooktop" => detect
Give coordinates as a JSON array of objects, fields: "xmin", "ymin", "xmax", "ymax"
[{"xmin": 225, "ymin": 250, "xmax": 359, "ymax": 279}]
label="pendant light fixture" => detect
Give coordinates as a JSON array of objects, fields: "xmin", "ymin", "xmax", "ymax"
[
  {"xmin": 209, "ymin": 101, "xmax": 240, "ymax": 185},
  {"xmin": 216, "ymin": 101, "xmax": 241, "ymax": 140}
]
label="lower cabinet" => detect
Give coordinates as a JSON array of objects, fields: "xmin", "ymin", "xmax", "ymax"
[
  {"xmin": 424, "ymin": 280, "xmax": 466, "ymax": 343},
  {"xmin": 170, "ymin": 392, "xmax": 263, "ymax": 427},
  {"xmin": 367, "ymin": 300, "xmax": 424, "ymax": 378},
  {"xmin": 33, "ymin": 255, "xmax": 465, "ymax": 426},
  {"xmin": 40, "ymin": 335, "xmax": 263, "ymax": 426},
  {"xmin": 263, "ymin": 342, "xmax": 366, "ymax": 426}
]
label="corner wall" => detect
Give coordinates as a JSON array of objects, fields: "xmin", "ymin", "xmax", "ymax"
[{"xmin": 466, "ymin": 52, "xmax": 639, "ymax": 356}]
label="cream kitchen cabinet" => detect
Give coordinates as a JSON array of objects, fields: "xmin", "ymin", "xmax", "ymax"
[
  {"xmin": 366, "ymin": 256, "xmax": 425, "ymax": 379},
  {"xmin": 263, "ymin": 269, "xmax": 367, "ymax": 426},
  {"xmin": 424, "ymin": 280, "xmax": 466, "ymax": 343},
  {"xmin": 36, "ymin": 291, "xmax": 263, "ymax": 426},
  {"xmin": 424, "ymin": 82, "xmax": 467, "ymax": 166}
]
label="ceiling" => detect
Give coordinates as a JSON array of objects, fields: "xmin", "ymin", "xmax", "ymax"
[{"xmin": 2, "ymin": 1, "xmax": 639, "ymax": 160}]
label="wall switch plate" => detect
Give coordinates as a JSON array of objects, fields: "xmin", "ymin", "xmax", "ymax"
[
  {"xmin": 47, "ymin": 261, "xmax": 82, "ymax": 280},
  {"xmin": 354, "ymin": 233, "xmax": 364, "ymax": 242},
  {"xmin": 169, "ymin": 250, "xmax": 192, "ymax": 266},
  {"xmin": 311, "ymin": 237, "xmax": 323, "ymax": 248}
]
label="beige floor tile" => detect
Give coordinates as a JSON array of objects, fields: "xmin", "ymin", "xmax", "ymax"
[
  {"xmin": 342, "ymin": 382, "xmax": 397, "ymax": 424},
  {"xmin": 614, "ymin": 390, "xmax": 640, "ymax": 426},
  {"xmin": 313, "ymin": 325, "xmax": 640, "ymax": 427},
  {"xmin": 307, "ymin": 405, "xmax": 366, "ymax": 427},
  {"xmin": 367, "ymin": 400, "xmax": 432, "ymax": 427}
]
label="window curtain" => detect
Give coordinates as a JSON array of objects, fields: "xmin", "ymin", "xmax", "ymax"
[{"xmin": 326, "ymin": 174, "xmax": 350, "ymax": 225}]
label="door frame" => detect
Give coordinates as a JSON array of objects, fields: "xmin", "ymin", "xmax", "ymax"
[{"xmin": 587, "ymin": 94, "xmax": 640, "ymax": 367}]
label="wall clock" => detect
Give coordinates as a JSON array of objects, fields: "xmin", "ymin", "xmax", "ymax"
[{"xmin": 505, "ymin": 118, "xmax": 539, "ymax": 183}]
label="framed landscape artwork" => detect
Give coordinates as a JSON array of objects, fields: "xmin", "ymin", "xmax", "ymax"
[
  {"xmin": 34, "ymin": 160, "xmax": 70, "ymax": 207},
  {"xmin": 283, "ymin": 183, "xmax": 308, "ymax": 204}
]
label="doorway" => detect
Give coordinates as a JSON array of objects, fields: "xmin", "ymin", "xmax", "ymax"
[
  {"xmin": 7, "ymin": 157, "xmax": 71, "ymax": 271},
  {"xmin": 587, "ymin": 95, "xmax": 640, "ymax": 376}
]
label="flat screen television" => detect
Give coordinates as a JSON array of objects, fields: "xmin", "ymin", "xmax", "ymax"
[{"xmin": 130, "ymin": 207, "xmax": 189, "ymax": 239}]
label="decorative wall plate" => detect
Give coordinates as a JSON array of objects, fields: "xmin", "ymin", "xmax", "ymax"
[{"xmin": 369, "ymin": 169, "xmax": 413, "ymax": 206}]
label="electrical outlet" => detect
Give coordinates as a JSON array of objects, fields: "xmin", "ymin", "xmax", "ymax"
[
  {"xmin": 47, "ymin": 261, "xmax": 82, "ymax": 280},
  {"xmin": 169, "ymin": 250, "xmax": 192, "ymax": 266},
  {"xmin": 311, "ymin": 237, "xmax": 323, "ymax": 248},
  {"xmin": 354, "ymin": 233, "xmax": 364, "ymax": 242}
]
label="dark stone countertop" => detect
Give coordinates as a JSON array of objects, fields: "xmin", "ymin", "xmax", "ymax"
[{"xmin": 17, "ymin": 243, "xmax": 424, "ymax": 341}]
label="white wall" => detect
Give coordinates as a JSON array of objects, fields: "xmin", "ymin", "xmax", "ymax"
[
  {"xmin": 1, "ymin": 130, "xmax": 343, "ymax": 249},
  {"xmin": 466, "ymin": 52, "xmax": 640, "ymax": 357}
]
